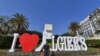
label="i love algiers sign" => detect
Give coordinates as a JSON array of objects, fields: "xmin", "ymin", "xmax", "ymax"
[{"xmin": 9, "ymin": 24, "xmax": 87, "ymax": 53}]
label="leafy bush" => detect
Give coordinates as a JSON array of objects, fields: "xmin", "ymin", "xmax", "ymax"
[
  {"xmin": 0, "ymin": 35, "xmax": 19, "ymax": 49},
  {"xmin": 86, "ymin": 39, "xmax": 100, "ymax": 47}
]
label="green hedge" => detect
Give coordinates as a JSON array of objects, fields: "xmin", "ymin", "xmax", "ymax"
[
  {"xmin": 0, "ymin": 35, "xmax": 13, "ymax": 48},
  {"xmin": 0, "ymin": 35, "xmax": 100, "ymax": 48},
  {"xmin": 86, "ymin": 39, "xmax": 100, "ymax": 47},
  {"xmin": 0, "ymin": 35, "xmax": 19, "ymax": 49}
]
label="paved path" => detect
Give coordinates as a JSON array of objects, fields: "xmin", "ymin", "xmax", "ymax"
[
  {"xmin": 7, "ymin": 51, "xmax": 100, "ymax": 56},
  {"xmin": 3, "ymin": 48, "xmax": 100, "ymax": 56}
]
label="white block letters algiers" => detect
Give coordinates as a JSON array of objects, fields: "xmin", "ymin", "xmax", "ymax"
[{"xmin": 9, "ymin": 24, "xmax": 87, "ymax": 52}]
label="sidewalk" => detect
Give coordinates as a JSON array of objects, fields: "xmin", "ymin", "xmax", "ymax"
[
  {"xmin": 7, "ymin": 50, "xmax": 100, "ymax": 56},
  {"xmin": 0, "ymin": 48, "xmax": 99, "ymax": 56}
]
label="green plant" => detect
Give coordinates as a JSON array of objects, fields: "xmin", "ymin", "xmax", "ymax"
[
  {"xmin": 0, "ymin": 35, "xmax": 19, "ymax": 49},
  {"xmin": 69, "ymin": 21, "xmax": 80, "ymax": 36},
  {"xmin": 86, "ymin": 39, "xmax": 100, "ymax": 47},
  {"xmin": 10, "ymin": 13, "xmax": 29, "ymax": 34}
]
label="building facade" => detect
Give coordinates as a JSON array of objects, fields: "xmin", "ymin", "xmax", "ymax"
[{"xmin": 80, "ymin": 8, "xmax": 100, "ymax": 38}]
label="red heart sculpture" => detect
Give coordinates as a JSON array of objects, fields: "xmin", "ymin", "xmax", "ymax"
[{"xmin": 19, "ymin": 33, "xmax": 39, "ymax": 52}]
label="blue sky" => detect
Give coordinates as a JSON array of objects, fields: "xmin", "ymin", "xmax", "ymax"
[{"xmin": 0, "ymin": 0, "xmax": 100, "ymax": 34}]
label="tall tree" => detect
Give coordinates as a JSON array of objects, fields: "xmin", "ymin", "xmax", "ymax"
[
  {"xmin": 10, "ymin": 13, "xmax": 29, "ymax": 34},
  {"xmin": 61, "ymin": 32, "xmax": 70, "ymax": 36},
  {"xmin": 69, "ymin": 22, "xmax": 80, "ymax": 36},
  {"xmin": 0, "ymin": 16, "xmax": 4, "ymax": 34},
  {"xmin": 0, "ymin": 16, "xmax": 11, "ymax": 34}
]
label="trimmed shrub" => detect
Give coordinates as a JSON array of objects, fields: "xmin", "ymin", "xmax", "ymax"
[
  {"xmin": 86, "ymin": 39, "xmax": 100, "ymax": 47},
  {"xmin": 0, "ymin": 35, "xmax": 19, "ymax": 49},
  {"xmin": 0, "ymin": 35, "xmax": 13, "ymax": 48}
]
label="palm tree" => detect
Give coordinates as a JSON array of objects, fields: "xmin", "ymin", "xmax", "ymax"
[
  {"xmin": 69, "ymin": 22, "xmax": 80, "ymax": 36},
  {"xmin": 10, "ymin": 13, "xmax": 29, "ymax": 34}
]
